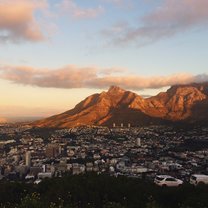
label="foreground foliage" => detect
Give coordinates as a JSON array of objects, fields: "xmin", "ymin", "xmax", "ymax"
[{"xmin": 0, "ymin": 174, "xmax": 208, "ymax": 208}]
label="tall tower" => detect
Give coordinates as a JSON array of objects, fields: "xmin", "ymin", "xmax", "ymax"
[{"xmin": 25, "ymin": 151, "xmax": 31, "ymax": 167}]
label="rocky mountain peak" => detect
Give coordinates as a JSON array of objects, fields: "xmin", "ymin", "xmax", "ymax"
[
  {"xmin": 107, "ymin": 86, "xmax": 125, "ymax": 94},
  {"xmin": 167, "ymin": 82, "xmax": 208, "ymax": 94}
]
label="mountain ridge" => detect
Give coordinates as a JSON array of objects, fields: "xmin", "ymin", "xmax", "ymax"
[{"xmin": 33, "ymin": 82, "xmax": 208, "ymax": 128}]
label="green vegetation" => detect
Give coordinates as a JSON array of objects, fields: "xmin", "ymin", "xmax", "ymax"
[{"xmin": 0, "ymin": 174, "xmax": 208, "ymax": 208}]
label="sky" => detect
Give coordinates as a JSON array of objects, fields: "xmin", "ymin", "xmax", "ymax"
[{"xmin": 0, "ymin": 0, "xmax": 208, "ymax": 118}]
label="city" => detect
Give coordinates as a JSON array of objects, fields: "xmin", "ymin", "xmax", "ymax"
[{"xmin": 1, "ymin": 123, "xmax": 208, "ymax": 185}]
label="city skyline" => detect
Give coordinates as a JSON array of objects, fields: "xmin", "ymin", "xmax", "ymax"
[{"xmin": 0, "ymin": 0, "xmax": 208, "ymax": 117}]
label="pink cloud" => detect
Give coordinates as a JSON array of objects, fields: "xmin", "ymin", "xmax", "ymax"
[
  {"xmin": 0, "ymin": 63, "xmax": 208, "ymax": 90},
  {"xmin": 0, "ymin": 0, "xmax": 48, "ymax": 43}
]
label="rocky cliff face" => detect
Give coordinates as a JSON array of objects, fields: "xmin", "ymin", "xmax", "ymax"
[
  {"xmin": 33, "ymin": 83, "xmax": 208, "ymax": 128},
  {"xmin": 147, "ymin": 85, "xmax": 207, "ymax": 120}
]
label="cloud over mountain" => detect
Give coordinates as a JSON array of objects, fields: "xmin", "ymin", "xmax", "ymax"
[{"xmin": 0, "ymin": 64, "xmax": 208, "ymax": 90}]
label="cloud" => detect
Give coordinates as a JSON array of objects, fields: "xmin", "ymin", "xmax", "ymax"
[
  {"xmin": 0, "ymin": 0, "xmax": 48, "ymax": 43},
  {"xmin": 0, "ymin": 64, "xmax": 97, "ymax": 88},
  {"xmin": 104, "ymin": 0, "xmax": 208, "ymax": 45},
  {"xmin": 0, "ymin": 63, "xmax": 208, "ymax": 90},
  {"xmin": 89, "ymin": 73, "xmax": 208, "ymax": 90},
  {"xmin": 59, "ymin": 0, "xmax": 104, "ymax": 19}
]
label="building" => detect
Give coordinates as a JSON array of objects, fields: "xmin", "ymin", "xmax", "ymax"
[
  {"xmin": 136, "ymin": 138, "xmax": 141, "ymax": 147},
  {"xmin": 25, "ymin": 151, "xmax": 31, "ymax": 167}
]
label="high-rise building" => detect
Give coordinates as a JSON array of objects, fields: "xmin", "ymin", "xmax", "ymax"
[{"xmin": 25, "ymin": 151, "xmax": 31, "ymax": 167}]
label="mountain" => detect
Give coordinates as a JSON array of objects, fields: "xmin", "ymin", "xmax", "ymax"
[{"xmin": 33, "ymin": 83, "xmax": 208, "ymax": 128}]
